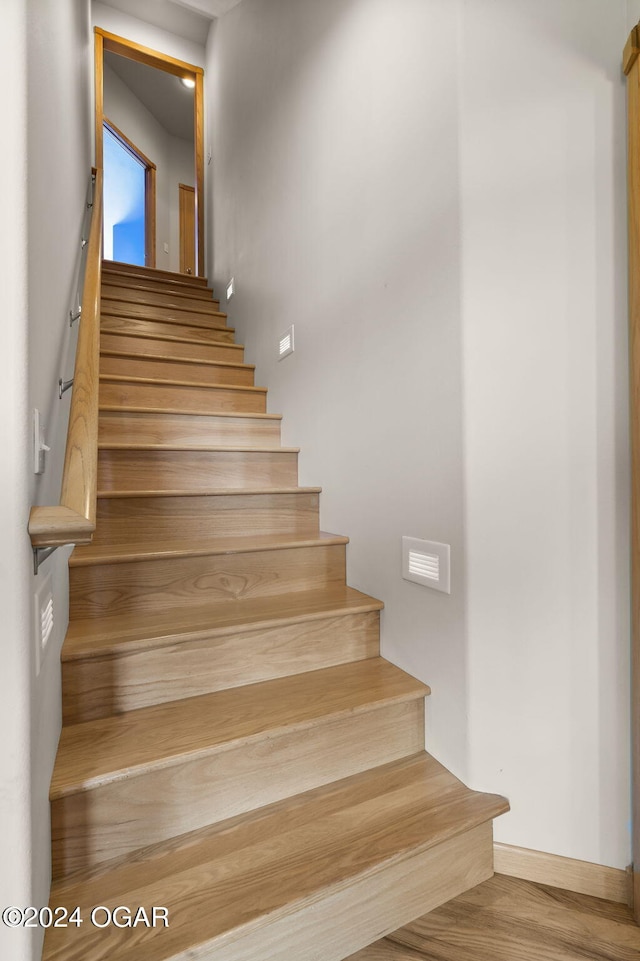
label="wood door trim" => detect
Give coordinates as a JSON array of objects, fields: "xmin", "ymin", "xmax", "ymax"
[
  {"xmin": 94, "ymin": 27, "xmax": 205, "ymax": 275},
  {"xmin": 179, "ymin": 184, "xmax": 196, "ymax": 275},
  {"xmin": 625, "ymin": 23, "xmax": 640, "ymax": 923},
  {"xmin": 103, "ymin": 117, "xmax": 156, "ymax": 268}
]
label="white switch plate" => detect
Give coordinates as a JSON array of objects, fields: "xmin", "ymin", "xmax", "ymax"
[{"xmin": 402, "ymin": 537, "xmax": 450, "ymax": 594}]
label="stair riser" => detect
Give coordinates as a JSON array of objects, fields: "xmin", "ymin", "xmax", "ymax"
[
  {"xmin": 92, "ymin": 493, "xmax": 320, "ymax": 545},
  {"xmin": 99, "ymin": 381, "xmax": 266, "ymax": 415},
  {"xmin": 100, "ymin": 332, "xmax": 243, "ymax": 365},
  {"xmin": 101, "ymin": 275, "xmax": 218, "ymax": 303},
  {"xmin": 98, "ymin": 412, "xmax": 282, "ymax": 447},
  {"xmin": 216, "ymin": 824, "xmax": 493, "ymax": 961},
  {"xmin": 69, "ymin": 544, "xmax": 347, "ymax": 618},
  {"xmin": 62, "ymin": 611, "xmax": 380, "ymax": 723},
  {"xmin": 103, "ymin": 263, "xmax": 209, "ymax": 288},
  {"xmin": 51, "ymin": 698, "xmax": 424, "ymax": 879},
  {"xmin": 101, "ymin": 314, "xmax": 236, "ymax": 345},
  {"xmin": 102, "ymin": 284, "xmax": 220, "ymax": 313},
  {"xmin": 97, "ymin": 450, "xmax": 297, "ymax": 493},
  {"xmin": 102, "ymin": 301, "xmax": 228, "ymax": 331},
  {"xmin": 100, "ymin": 354, "xmax": 255, "ymax": 388}
]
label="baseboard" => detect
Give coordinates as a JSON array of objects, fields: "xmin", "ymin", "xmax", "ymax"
[{"xmin": 494, "ymin": 842, "xmax": 633, "ymax": 906}]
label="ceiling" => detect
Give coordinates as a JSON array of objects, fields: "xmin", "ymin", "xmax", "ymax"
[
  {"xmin": 105, "ymin": 50, "xmax": 196, "ymax": 141},
  {"xmin": 97, "ymin": 0, "xmax": 244, "ymax": 43}
]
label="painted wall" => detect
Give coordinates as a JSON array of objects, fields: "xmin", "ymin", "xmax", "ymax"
[
  {"xmin": 208, "ymin": 0, "xmax": 631, "ymax": 870},
  {"xmin": 93, "ymin": 1, "xmax": 206, "ymax": 71},
  {"xmin": 1, "ymin": 4, "xmax": 32, "ymax": 959}
]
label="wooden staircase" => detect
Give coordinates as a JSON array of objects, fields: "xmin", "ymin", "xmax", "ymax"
[{"xmin": 43, "ymin": 260, "xmax": 508, "ymax": 961}]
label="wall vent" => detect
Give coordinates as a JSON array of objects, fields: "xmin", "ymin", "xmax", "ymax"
[
  {"xmin": 278, "ymin": 325, "xmax": 294, "ymax": 360},
  {"xmin": 402, "ymin": 537, "xmax": 450, "ymax": 594},
  {"xmin": 34, "ymin": 572, "xmax": 54, "ymax": 675}
]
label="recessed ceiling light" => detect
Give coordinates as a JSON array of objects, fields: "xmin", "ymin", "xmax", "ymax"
[{"xmin": 181, "ymin": 77, "xmax": 196, "ymax": 89}]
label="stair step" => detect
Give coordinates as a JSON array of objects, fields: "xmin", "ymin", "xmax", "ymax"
[
  {"xmin": 50, "ymin": 659, "xmax": 429, "ymax": 878},
  {"xmin": 62, "ymin": 586, "xmax": 382, "ymax": 721},
  {"xmin": 69, "ymin": 532, "xmax": 349, "ymax": 619},
  {"xmin": 102, "ymin": 288, "xmax": 225, "ymax": 321},
  {"xmin": 100, "ymin": 351, "xmax": 255, "ymax": 387},
  {"xmin": 103, "ymin": 260, "xmax": 209, "ymax": 288},
  {"xmin": 97, "ymin": 444, "xmax": 298, "ymax": 492},
  {"xmin": 44, "ymin": 753, "xmax": 508, "ymax": 961},
  {"xmin": 101, "ymin": 312, "xmax": 236, "ymax": 344},
  {"xmin": 98, "ymin": 409, "xmax": 282, "ymax": 446},
  {"xmin": 101, "ymin": 300, "xmax": 230, "ymax": 331},
  {"xmin": 102, "ymin": 283, "xmax": 220, "ymax": 313},
  {"xmin": 91, "ymin": 488, "xmax": 320, "ymax": 545},
  {"xmin": 100, "ymin": 330, "xmax": 244, "ymax": 363},
  {"xmin": 99, "ymin": 273, "xmax": 218, "ymax": 303},
  {"xmin": 99, "ymin": 377, "xmax": 267, "ymax": 415}
]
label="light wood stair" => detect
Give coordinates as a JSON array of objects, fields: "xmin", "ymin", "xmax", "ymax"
[{"xmin": 43, "ymin": 262, "xmax": 508, "ymax": 961}]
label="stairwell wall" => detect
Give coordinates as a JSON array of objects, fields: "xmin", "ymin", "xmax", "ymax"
[{"xmin": 207, "ymin": 0, "xmax": 631, "ymax": 870}]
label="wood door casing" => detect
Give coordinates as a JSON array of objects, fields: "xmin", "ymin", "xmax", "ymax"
[{"xmin": 179, "ymin": 184, "xmax": 196, "ymax": 276}]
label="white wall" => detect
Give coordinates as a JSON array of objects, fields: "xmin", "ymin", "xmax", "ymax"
[
  {"xmin": 93, "ymin": 2, "xmax": 206, "ymax": 71},
  {"xmin": 0, "ymin": 4, "xmax": 32, "ymax": 959},
  {"xmin": 208, "ymin": 0, "xmax": 631, "ymax": 870}
]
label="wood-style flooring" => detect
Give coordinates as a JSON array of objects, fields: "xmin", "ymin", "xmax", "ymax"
[{"xmin": 348, "ymin": 874, "xmax": 640, "ymax": 961}]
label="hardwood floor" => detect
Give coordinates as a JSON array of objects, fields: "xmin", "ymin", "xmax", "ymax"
[{"xmin": 348, "ymin": 874, "xmax": 640, "ymax": 961}]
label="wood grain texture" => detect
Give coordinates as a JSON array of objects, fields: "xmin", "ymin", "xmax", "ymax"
[
  {"xmin": 69, "ymin": 541, "xmax": 348, "ymax": 618},
  {"xmin": 99, "ymin": 378, "xmax": 267, "ymax": 415},
  {"xmin": 627, "ymin": 45, "xmax": 640, "ymax": 922},
  {"xmin": 91, "ymin": 490, "xmax": 320, "ymax": 545},
  {"xmin": 349, "ymin": 874, "xmax": 640, "ymax": 961},
  {"xmin": 28, "ymin": 506, "xmax": 95, "ymax": 549},
  {"xmin": 62, "ymin": 608, "xmax": 380, "ymax": 722},
  {"xmin": 99, "ymin": 351, "xmax": 255, "ymax": 387},
  {"xmin": 63, "ymin": 586, "xmax": 383, "ymax": 659},
  {"xmin": 195, "ymin": 71, "xmax": 205, "ymax": 277},
  {"xmin": 96, "ymin": 28, "xmax": 204, "ymax": 79},
  {"xmin": 44, "ymin": 754, "xmax": 505, "ymax": 961},
  {"xmin": 97, "ymin": 409, "xmax": 282, "ymax": 447},
  {"xmin": 494, "ymin": 842, "xmax": 631, "ymax": 905},
  {"xmin": 96, "ymin": 445, "xmax": 295, "ymax": 491},
  {"xmin": 102, "ymin": 259, "xmax": 209, "ymax": 288},
  {"xmin": 101, "ymin": 299, "xmax": 229, "ymax": 329},
  {"xmin": 99, "ymin": 274, "xmax": 218, "ymax": 302},
  {"xmin": 102, "ymin": 284, "xmax": 218, "ymax": 314},
  {"xmin": 101, "ymin": 312, "xmax": 234, "ymax": 344},
  {"xmin": 100, "ymin": 331, "xmax": 243, "ymax": 363},
  {"xmin": 625, "ymin": 26, "xmax": 640, "ymax": 75}
]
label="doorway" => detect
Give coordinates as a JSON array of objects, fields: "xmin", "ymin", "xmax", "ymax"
[
  {"xmin": 103, "ymin": 120, "xmax": 156, "ymax": 267},
  {"xmin": 94, "ymin": 27, "xmax": 205, "ymax": 276}
]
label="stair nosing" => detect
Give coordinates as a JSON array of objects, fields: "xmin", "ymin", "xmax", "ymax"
[
  {"xmin": 98, "ymin": 443, "xmax": 299, "ymax": 452},
  {"xmin": 69, "ymin": 532, "xmax": 348, "ymax": 567},
  {"xmin": 100, "ymin": 329, "xmax": 243, "ymax": 349},
  {"xmin": 98, "ymin": 406, "xmax": 282, "ymax": 421},
  {"xmin": 100, "ymin": 349, "xmax": 255, "ymax": 371},
  {"xmin": 97, "ymin": 486, "xmax": 321, "ymax": 498},
  {"xmin": 100, "ymin": 375, "xmax": 266, "ymax": 392},
  {"xmin": 50, "ymin": 660, "xmax": 429, "ymax": 799},
  {"xmin": 100, "ymin": 308, "xmax": 233, "ymax": 333}
]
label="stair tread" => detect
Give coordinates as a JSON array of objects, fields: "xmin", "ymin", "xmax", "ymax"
[
  {"xmin": 101, "ymin": 328, "xmax": 242, "ymax": 349},
  {"xmin": 100, "ymin": 374, "xmax": 265, "ymax": 392},
  {"xmin": 102, "ymin": 289, "xmax": 224, "ymax": 317},
  {"xmin": 99, "ymin": 407, "xmax": 282, "ymax": 420},
  {"xmin": 63, "ymin": 586, "xmax": 383, "ymax": 659},
  {"xmin": 50, "ymin": 659, "xmax": 430, "ymax": 798},
  {"xmin": 101, "ymin": 305, "xmax": 232, "ymax": 332},
  {"xmin": 100, "ymin": 348, "xmax": 255, "ymax": 370},
  {"xmin": 98, "ymin": 443, "xmax": 299, "ymax": 452},
  {"xmin": 69, "ymin": 530, "xmax": 348, "ymax": 567},
  {"xmin": 103, "ymin": 260, "xmax": 209, "ymax": 287},
  {"xmin": 44, "ymin": 752, "xmax": 508, "ymax": 961},
  {"xmin": 97, "ymin": 486, "xmax": 321, "ymax": 498},
  {"xmin": 100, "ymin": 279, "xmax": 217, "ymax": 301}
]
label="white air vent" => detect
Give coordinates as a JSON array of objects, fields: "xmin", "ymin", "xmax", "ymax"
[
  {"xmin": 34, "ymin": 572, "xmax": 54, "ymax": 675},
  {"xmin": 278, "ymin": 325, "xmax": 294, "ymax": 360},
  {"xmin": 226, "ymin": 277, "xmax": 235, "ymax": 301},
  {"xmin": 402, "ymin": 537, "xmax": 450, "ymax": 594}
]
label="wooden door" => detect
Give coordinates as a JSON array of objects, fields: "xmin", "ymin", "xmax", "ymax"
[{"xmin": 179, "ymin": 184, "xmax": 196, "ymax": 275}]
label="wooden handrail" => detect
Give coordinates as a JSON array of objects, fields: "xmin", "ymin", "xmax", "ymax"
[{"xmin": 28, "ymin": 169, "xmax": 103, "ymax": 553}]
